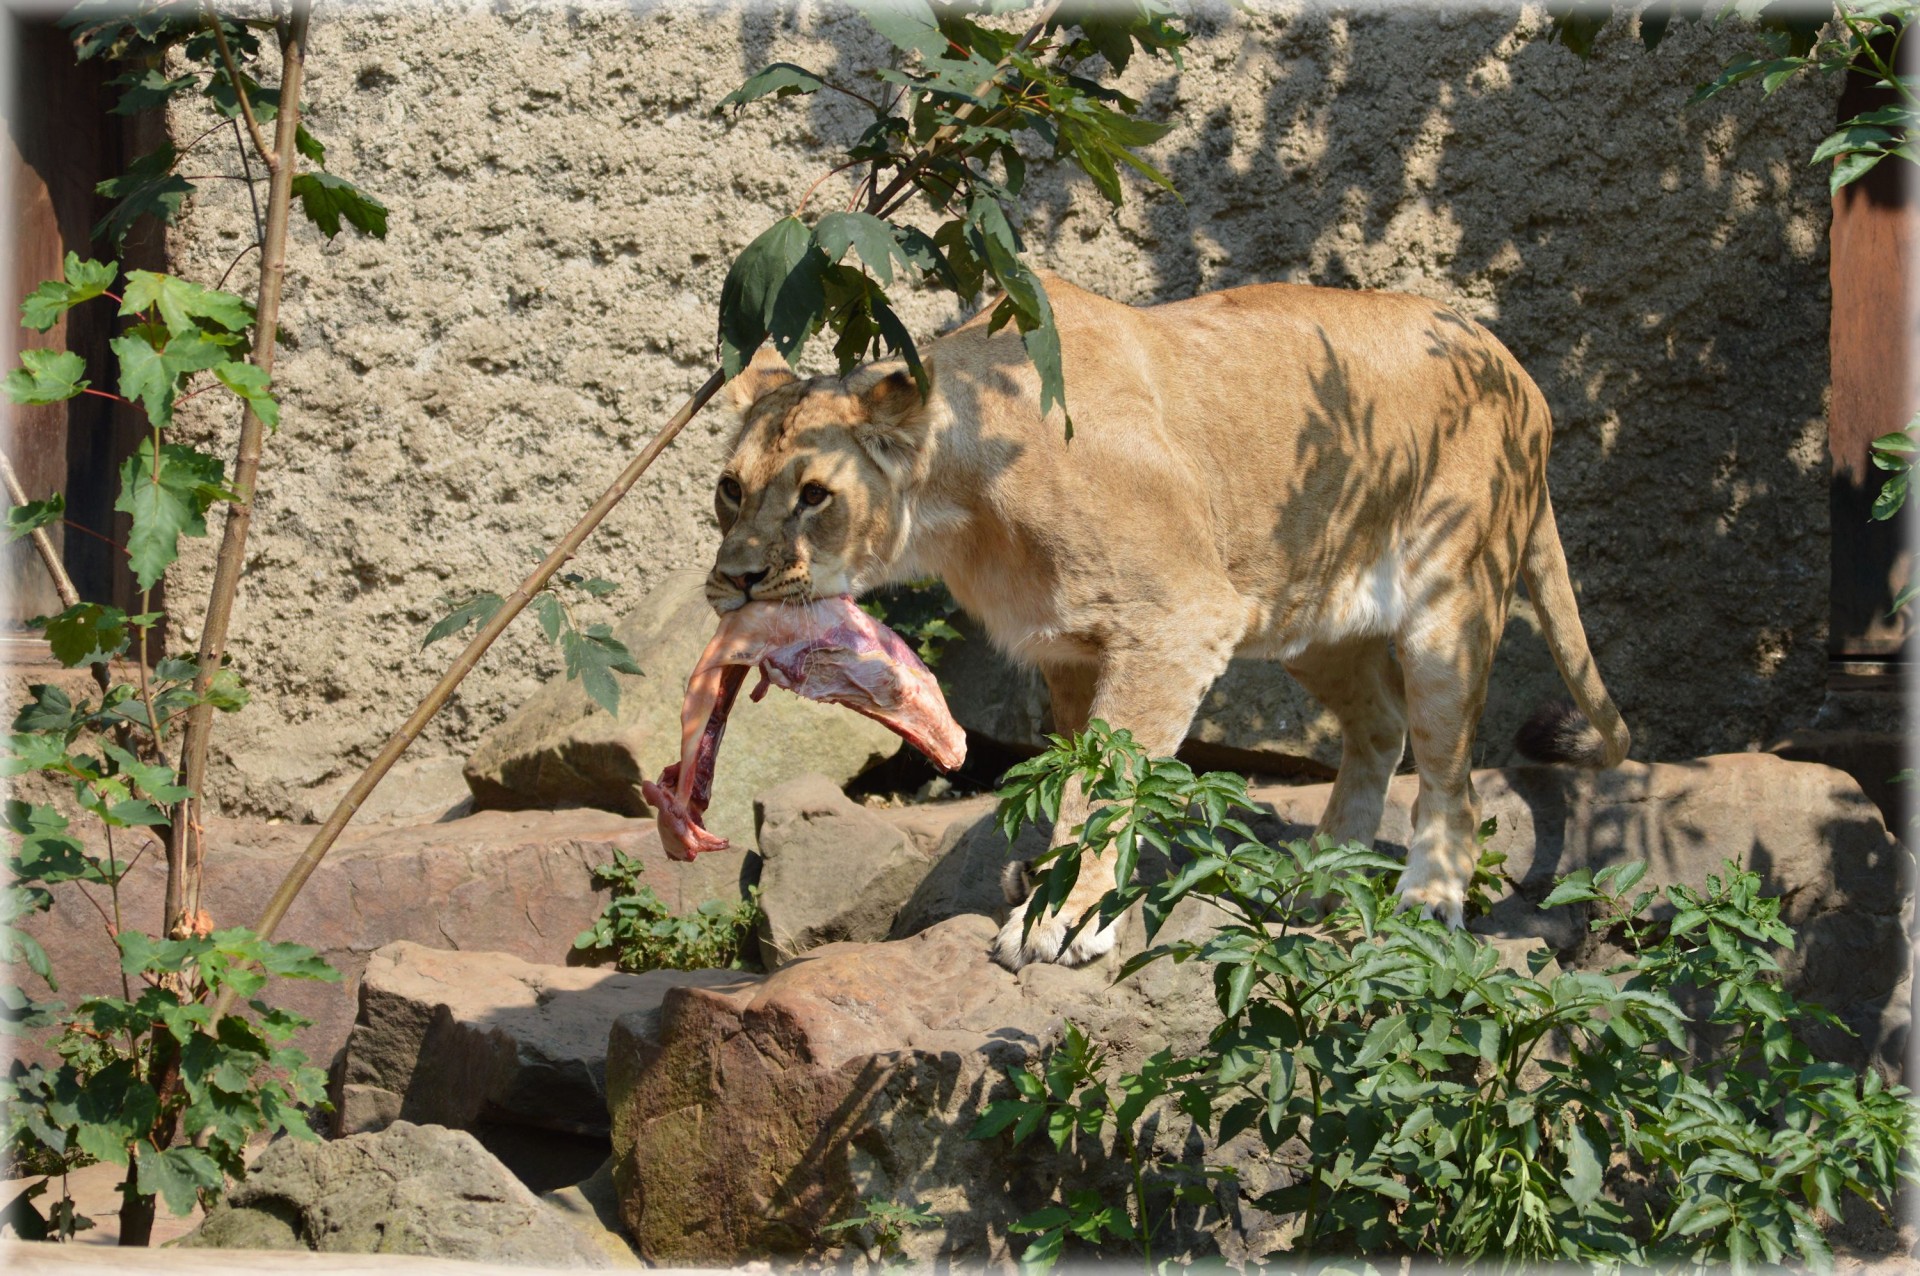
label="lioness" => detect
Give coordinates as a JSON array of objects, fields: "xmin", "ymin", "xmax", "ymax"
[{"xmin": 708, "ymin": 273, "xmax": 1629, "ymax": 970}]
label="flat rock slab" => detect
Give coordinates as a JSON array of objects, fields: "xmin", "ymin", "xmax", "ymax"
[
  {"xmin": 338, "ymin": 940, "xmax": 751, "ymax": 1137},
  {"xmin": 179, "ymin": 1121, "xmax": 612, "ymax": 1267},
  {"xmin": 464, "ymin": 571, "xmax": 902, "ymax": 845},
  {"xmin": 18, "ymin": 810, "xmax": 744, "ymax": 1072}
]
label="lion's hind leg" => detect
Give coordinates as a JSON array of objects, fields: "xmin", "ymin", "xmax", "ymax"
[
  {"xmin": 1284, "ymin": 635, "xmax": 1407, "ymax": 850},
  {"xmin": 1392, "ymin": 575, "xmax": 1510, "ymax": 928}
]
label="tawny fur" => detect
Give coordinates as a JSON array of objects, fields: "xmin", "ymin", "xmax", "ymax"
[{"xmin": 709, "ymin": 272, "xmax": 1630, "ymax": 969}]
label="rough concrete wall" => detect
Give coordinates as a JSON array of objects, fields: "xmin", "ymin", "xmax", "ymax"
[{"xmin": 161, "ymin": 1, "xmax": 1835, "ymax": 818}]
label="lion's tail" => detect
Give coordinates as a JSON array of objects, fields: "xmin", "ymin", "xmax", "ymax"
[{"xmin": 1515, "ymin": 489, "xmax": 1631, "ymax": 768}]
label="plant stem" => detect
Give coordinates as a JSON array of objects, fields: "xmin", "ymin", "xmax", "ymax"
[
  {"xmin": 168, "ymin": 0, "xmax": 310, "ymax": 938},
  {"xmin": 209, "ymin": 364, "xmax": 725, "ymax": 1021},
  {"xmin": 201, "ymin": 0, "xmax": 276, "ymax": 172}
]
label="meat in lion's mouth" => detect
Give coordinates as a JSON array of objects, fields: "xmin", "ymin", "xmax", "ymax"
[{"xmin": 643, "ymin": 596, "xmax": 968, "ymax": 860}]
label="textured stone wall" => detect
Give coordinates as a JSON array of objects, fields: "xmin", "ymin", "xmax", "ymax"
[{"xmin": 161, "ymin": 2, "xmax": 1837, "ymax": 817}]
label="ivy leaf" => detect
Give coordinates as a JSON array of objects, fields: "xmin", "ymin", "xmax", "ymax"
[
  {"xmin": 37, "ymin": 602, "xmax": 130, "ymax": 667},
  {"xmin": 119, "ymin": 271, "xmax": 253, "ymax": 336},
  {"xmin": 135, "ymin": 1143, "xmax": 223, "ymax": 1217},
  {"xmin": 4, "ymin": 350, "xmax": 89, "ymax": 405},
  {"xmin": 719, "ymin": 62, "xmax": 826, "ymax": 112},
  {"xmin": 114, "ymin": 439, "xmax": 230, "ymax": 590},
  {"xmin": 562, "ymin": 624, "xmax": 643, "ymax": 716},
  {"xmin": 718, "ymin": 216, "xmax": 814, "ymax": 379},
  {"xmin": 95, "ymin": 144, "xmax": 195, "ymax": 248},
  {"xmin": 213, "ymin": 361, "xmax": 280, "ymax": 429},
  {"xmin": 290, "ymin": 172, "xmax": 389, "ymax": 240},
  {"xmin": 21, "ymin": 254, "xmax": 118, "ymax": 332},
  {"xmin": 6, "ymin": 493, "xmax": 65, "ymax": 544},
  {"xmin": 423, "ymin": 592, "xmax": 503, "ymax": 648}
]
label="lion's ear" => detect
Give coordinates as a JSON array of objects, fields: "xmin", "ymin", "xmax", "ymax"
[
  {"xmin": 726, "ymin": 348, "xmax": 798, "ymax": 413},
  {"xmin": 853, "ymin": 365, "xmax": 935, "ymax": 482}
]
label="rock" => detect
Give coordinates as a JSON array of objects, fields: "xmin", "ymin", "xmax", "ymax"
[
  {"xmin": 542, "ymin": 1160, "xmax": 644, "ymax": 1268},
  {"xmin": 18, "ymin": 809, "xmax": 744, "ymax": 1074},
  {"xmin": 1236, "ymin": 753, "xmax": 1912, "ymax": 1072},
  {"xmin": 749, "ymin": 781, "xmax": 1048, "ymax": 967},
  {"xmin": 180, "ymin": 1121, "xmax": 614, "ymax": 1266},
  {"xmin": 606, "ymin": 907, "xmax": 1242, "ymax": 1268},
  {"xmin": 300, "ymin": 755, "xmax": 474, "ymax": 827},
  {"xmin": 336, "ymin": 940, "xmax": 751, "ymax": 1137},
  {"xmin": 463, "ymin": 571, "xmax": 903, "ymax": 846},
  {"xmin": 1768, "ymin": 728, "xmax": 1910, "ymax": 834}
]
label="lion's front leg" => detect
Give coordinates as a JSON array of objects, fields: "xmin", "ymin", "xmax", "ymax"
[{"xmin": 991, "ymin": 615, "xmax": 1241, "ymax": 971}]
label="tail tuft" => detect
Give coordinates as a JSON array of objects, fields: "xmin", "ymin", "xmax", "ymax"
[{"xmin": 1516, "ymin": 698, "xmax": 1613, "ymax": 767}]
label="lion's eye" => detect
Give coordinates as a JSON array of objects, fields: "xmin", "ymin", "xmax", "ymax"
[
  {"xmin": 798, "ymin": 483, "xmax": 831, "ymax": 509},
  {"xmin": 718, "ymin": 476, "xmax": 743, "ymax": 504}
]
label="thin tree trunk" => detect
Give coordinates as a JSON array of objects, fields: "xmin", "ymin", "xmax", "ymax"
[{"xmin": 166, "ymin": 0, "xmax": 311, "ymax": 938}]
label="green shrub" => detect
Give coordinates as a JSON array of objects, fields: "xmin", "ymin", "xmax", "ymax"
[
  {"xmin": 975, "ymin": 723, "xmax": 1916, "ymax": 1271},
  {"xmin": 573, "ymin": 850, "xmax": 759, "ymax": 972}
]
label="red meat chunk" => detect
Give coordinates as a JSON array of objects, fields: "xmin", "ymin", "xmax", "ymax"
[{"xmin": 643, "ymin": 597, "xmax": 968, "ymax": 860}]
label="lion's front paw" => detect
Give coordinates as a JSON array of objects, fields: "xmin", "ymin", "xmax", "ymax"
[
  {"xmin": 991, "ymin": 899, "xmax": 1118, "ymax": 971},
  {"xmin": 1394, "ymin": 864, "xmax": 1466, "ymax": 929}
]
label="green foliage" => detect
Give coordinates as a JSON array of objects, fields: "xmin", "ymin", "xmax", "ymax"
[
  {"xmin": 573, "ymin": 850, "xmax": 760, "ymax": 972},
  {"xmin": 424, "ymin": 573, "xmax": 640, "ymax": 715},
  {"xmin": 290, "ymin": 172, "xmax": 391, "ymax": 240},
  {"xmin": 62, "ymin": 0, "xmax": 388, "ymax": 250},
  {"xmin": 859, "ymin": 579, "xmax": 965, "ymax": 667},
  {"xmin": 821, "ymin": 1196, "xmax": 944, "ymax": 1268},
  {"xmin": 4, "ymin": 349, "xmax": 90, "ymax": 405},
  {"xmin": 974, "ymin": 724, "xmax": 1917, "ymax": 1270},
  {"xmin": 2, "ymin": 920, "xmax": 336, "ymax": 1234},
  {"xmin": 713, "ymin": 0, "xmax": 1188, "ymax": 432},
  {"xmin": 1552, "ymin": 3, "xmax": 1917, "ymax": 197}
]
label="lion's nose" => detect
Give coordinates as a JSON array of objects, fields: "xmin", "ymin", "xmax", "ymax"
[{"xmin": 729, "ymin": 569, "xmax": 769, "ymax": 595}]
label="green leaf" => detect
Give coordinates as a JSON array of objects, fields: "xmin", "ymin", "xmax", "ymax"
[
  {"xmin": 114, "ymin": 439, "xmax": 229, "ymax": 590},
  {"xmin": 718, "ymin": 216, "xmax": 814, "ymax": 379},
  {"xmin": 107, "ymin": 67, "xmax": 197, "ymax": 116},
  {"xmin": 21, "ymin": 254, "xmax": 118, "ymax": 331},
  {"xmin": 37, "ymin": 602, "xmax": 129, "ymax": 666},
  {"xmin": 533, "ymin": 592, "xmax": 567, "ymax": 643},
  {"xmin": 1831, "ymin": 148, "xmax": 1887, "ymax": 196},
  {"xmin": 119, "ymin": 270, "xmax": 252, "ymax": 336},
  {"xmin": 4, "ymin": 349, "xmax": 89, "ymax": 405},
  {"xmin": 719, "ymin": 62, "xmax": 826, "ymax": 111},
  {"xmin": 212, "ymin": 361, "xmax": 280, "ymax": 429},
  {"xmin": 1562, "ymin": 1121, "xmax": 1604, "ymax": 1206},
  {"xmin": 290, "ymin": 172, "xmax": 390, "ymax": 240},
  {"xmin": 814, "ymin": 212, "xmax": 911, "ymax": 286},
  {"xmin": 111, "ymin": 327, "xmax": 228, "ymax": 427},
  {"xmin": 6, "ymin": 493, "xmax": 65, "ymax": 544},
  {"xmin": 295, "ymin": 124, "xmax": 326, "ymax": 167},
  {"xmin": 95, "ymin": 144, "xmax": 194, "ymax": 247},
  {"xmin": 1548, "ymin": 0, "xmax": 1613, "ymax": 59},
  {"xmin": 422, "ymin": 593, "xmax": 503, "ymax": 648},
  {"xmin": 562, "ymin": 625, "xmax": 643, "ymax": 716},
  {"xmin": 135, "ymin": 1143, "xmax": 222, "ymax": 1217}
]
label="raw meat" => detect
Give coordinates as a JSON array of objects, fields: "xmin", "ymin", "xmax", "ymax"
[{"xmin": 643, "ymin": 597, "xmax": 968, "ymax": 860}]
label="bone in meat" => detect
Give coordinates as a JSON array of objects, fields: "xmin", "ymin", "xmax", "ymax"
[{"xmin": 643, "ymin": 597, "xmax": 968, "ymax": 860}]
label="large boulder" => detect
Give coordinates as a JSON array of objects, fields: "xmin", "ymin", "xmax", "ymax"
[
  {"xmin": 17, "ymin": 809, "xmax": 742, "ymax": 1072},
  {"xmin": 605, "ymin": 909, "xmax": 1248, "ymax": 1268},
  {"xmin": 462, "ymin": 571, "xmax": 903, "ymax": 846},
  {"xmin": 335, "ymin": 940, "xmax": 752, "ymax": 1137},
  {"xmin": 179, "ymin": 1121, "xmax": 613, "ymax": 1266}
]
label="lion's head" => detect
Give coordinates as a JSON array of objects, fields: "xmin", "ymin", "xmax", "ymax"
[{"xmin": 707, "ymin": 349, "xmax": 934, "ymax": 613}]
